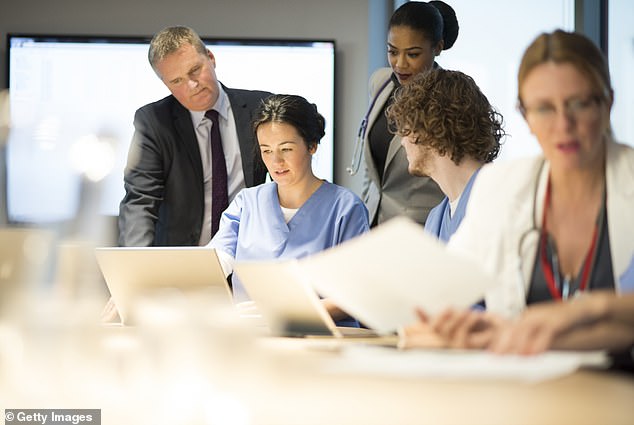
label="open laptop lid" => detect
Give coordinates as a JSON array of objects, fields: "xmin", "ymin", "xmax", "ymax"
[
  {"xmin": 233, "ymin": 260, "xmax": 345, "ymax": 337},
  {"xmin": 95, "ymin": 246, "xmax": 232, "ymax": 325}
]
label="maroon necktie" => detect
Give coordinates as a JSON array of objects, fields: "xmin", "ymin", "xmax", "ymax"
[{"xmin": 205, "ymin": 110, "xmax": 228, "ymax": 236}]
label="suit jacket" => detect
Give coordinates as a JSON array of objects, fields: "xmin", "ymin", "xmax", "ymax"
[
  {"xmin": 448, "ymin": 139, "xmax": 634, "ymax": 317},
  {"xmin": 361, "ymin": 68, "xmax": 444, "ymax": 226},
  {"xmin": 118, "ymin": 85, "xmax": 271, "ymax": 246}
]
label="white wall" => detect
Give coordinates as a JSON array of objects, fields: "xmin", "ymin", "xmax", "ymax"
[{"xmin": 0, "ymin": 0, "xmax": 370, "ymax": 196}]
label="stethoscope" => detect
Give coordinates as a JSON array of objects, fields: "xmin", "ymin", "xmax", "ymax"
[
  {"xmin": 514, "ymin": 157, "xmax": 603, "ymax": 305},
  {"xmin": 346, "ymin": 78, "xmax": 393, "ymax": 176}
]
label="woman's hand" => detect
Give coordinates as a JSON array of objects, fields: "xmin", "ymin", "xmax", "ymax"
[
  {"xmin": 400, "ymin": 308, "xmax": 503, "ymax": 350},
  {"xmin": 401, "ymin": 291, "xmax": 617, "ymax": 354},
  {"xmin": 431, "ymin": 308, "xmax": 503, "ymax": 349},
  {"xmin": 399, "ymin": 309, "xmax": 447, "ymax": 349},
  {"xmin": 489, "ymin": 293, "xmax": 610, "ymax": 355}
]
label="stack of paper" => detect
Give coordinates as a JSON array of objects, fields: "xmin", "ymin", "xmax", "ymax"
[{"xmin": 295, "ymin": 217, "xmax": 497, "ymax": 333}]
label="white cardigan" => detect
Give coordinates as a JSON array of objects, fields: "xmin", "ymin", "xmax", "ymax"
[{"xmin": 448, "ymin": 139, "xmax": 634, "ymax": 317}]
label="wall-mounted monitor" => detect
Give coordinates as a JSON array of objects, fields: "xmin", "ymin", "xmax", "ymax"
[{"xmin": 5, "ymin": 34, "xmax": 335, "ymax": 224}]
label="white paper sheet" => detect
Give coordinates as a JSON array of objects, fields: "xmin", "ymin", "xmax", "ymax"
[
  {"xmin": 323, "ymin": 346, "xmax": 609, "ymax": 382},
  {"xmin": 299, "ymin": 217, "xmax": 499, "ymax": 334}
]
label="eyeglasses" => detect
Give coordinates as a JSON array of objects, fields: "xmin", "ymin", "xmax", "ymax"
[{"xmin": 519, "ymin": 94, "xmax": 602, "ymax": 127}]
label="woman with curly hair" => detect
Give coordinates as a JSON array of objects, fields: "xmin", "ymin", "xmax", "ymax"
[{"xmin": 387, "ymin": 68, "xmax": 505, "ymax": 242}]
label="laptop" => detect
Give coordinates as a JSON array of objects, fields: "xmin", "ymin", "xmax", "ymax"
[
  {"xmin": 233, "ymin": 260, "xmax": 380, "ymax": 338},
  {"xmin": 95, "ymin": 246, "xmax": 232, "ymax": 325}
]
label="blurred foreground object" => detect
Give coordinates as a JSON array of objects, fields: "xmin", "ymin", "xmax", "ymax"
[{"xmin": 0, "ymin": 228, "xmax": 54, "ymax": 314}]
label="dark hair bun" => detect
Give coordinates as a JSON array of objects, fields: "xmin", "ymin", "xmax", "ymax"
[
  {"xmin": 311, "ymin": 104, "xmax": 326, "ymax": 140},
  {"xmin": 430, "ymin": 1, "xmax": 459, "ymax": 50}
]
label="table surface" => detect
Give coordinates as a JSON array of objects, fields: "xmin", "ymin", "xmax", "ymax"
[
  {"xmin": 2, "ymin": 325, "xmax": 633, "ymax": 425},
  {"xmin": 241, "ymin": 337, "xmax": 634, "ymax": 425}
]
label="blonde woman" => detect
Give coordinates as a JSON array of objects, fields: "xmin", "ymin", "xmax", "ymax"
[{"xmin": 403, "ymin": 30, "xmax": 634, "ymax": 355}]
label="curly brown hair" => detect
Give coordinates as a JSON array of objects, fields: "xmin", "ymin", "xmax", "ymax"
[{"xmin": 386, "ymin": 69, "xmax": 504, "ymax": 165}]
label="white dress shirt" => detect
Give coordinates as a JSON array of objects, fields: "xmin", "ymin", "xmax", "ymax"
[{"xmin": 191, "ymin": 85, "xmax": 246, "ymax": 245}]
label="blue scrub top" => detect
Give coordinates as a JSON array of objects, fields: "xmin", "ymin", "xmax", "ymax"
[
  {"xmin": 210, "ymin": 181, "xmax": 370, "ymax": 310},
  {"xmin": 424, "ymin": 169, "xmax": 481, "ymax": 243}
]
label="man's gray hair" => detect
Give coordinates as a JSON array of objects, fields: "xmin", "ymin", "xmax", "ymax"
[{"xmin": 148, "ymin": 26, "xmax": 208, "ymax": 76}]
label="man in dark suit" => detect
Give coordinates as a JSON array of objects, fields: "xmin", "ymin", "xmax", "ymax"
[{"xmin": 118, "ymin": 26, "xmax": 271, "ymax": 246}]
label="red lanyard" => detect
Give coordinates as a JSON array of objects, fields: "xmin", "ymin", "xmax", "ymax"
[{"xmin": 539, "ymin": 181, "xmax": 599, "ymax": 300}]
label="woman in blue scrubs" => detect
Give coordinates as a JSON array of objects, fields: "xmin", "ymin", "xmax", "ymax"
[{"xmin": 209, "ymin": 94, "xmax": 369, "ymax": 323}]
